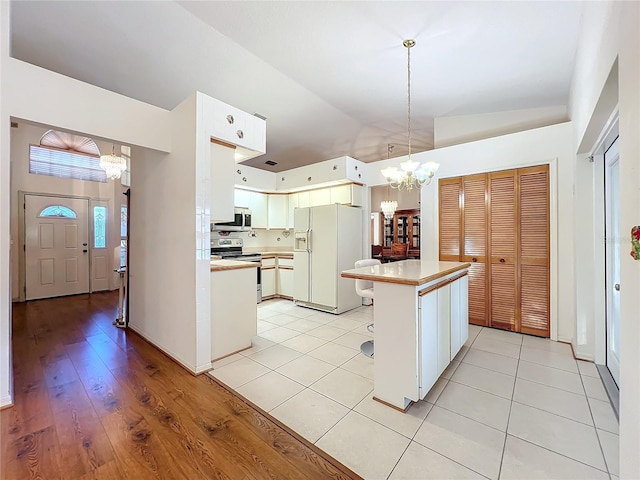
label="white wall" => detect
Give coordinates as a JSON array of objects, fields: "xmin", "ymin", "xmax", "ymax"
[
  {"xmin": 9, "ymin": 122, "xmax": 125, "ymax": 299},
  {"xmin": 0, "ymin": 1, "xmax": 13, "ymax": 408},
  {"xmin": 0, "ymin": 0, "xmax": 172, "ymax": 406},
  {"xmin": 569, "ymin": 2, "xmax": 640, "ymax": 477},
  {"xmin": 412, "ymin": 123, "xmax": 574, "ymax": 343},
  {"xmin": 434, "ymin": 106, "xmax": 569, "ymax": 148},
  {"xmin": 128, "ymin": 95, "xmax": 201, "ymax": 372}
]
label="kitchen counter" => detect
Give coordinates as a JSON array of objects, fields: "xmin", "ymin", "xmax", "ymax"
[
  {"xmin": 340, "ymin": 259, "xmax": 470, "ymax": 411},
  {"xmin": 210, "ymin": 260, "xmax": 258, "ymax": 361},
  {"xmin": 341, "ymin": 259, "xmax": 470, "ymax": 286},
  {"xmin": 210, "ymin": 259, "xmax": 260, "ymax": 272}
]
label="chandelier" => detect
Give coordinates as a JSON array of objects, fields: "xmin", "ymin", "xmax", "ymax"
[
  {"xmin": 380, "ymin": 144, "xmax": 397, "ymax": 219},
  {"xmin": 381, "ymin": 39, "xmax": 439, "ymax": 192},
  {"xmin": 99, "ymin": 145, "xmax": 127, "ymax": 180}
]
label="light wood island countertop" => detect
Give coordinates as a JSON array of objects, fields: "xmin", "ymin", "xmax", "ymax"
[{"xmin": 341, "ymin": 259, "xmax": 470, "ymax": 286}]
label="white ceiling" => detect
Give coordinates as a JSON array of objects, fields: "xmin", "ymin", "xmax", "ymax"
[{"xmin": 9, "ymin": 1, "xmax": 584, "ymax": 172}]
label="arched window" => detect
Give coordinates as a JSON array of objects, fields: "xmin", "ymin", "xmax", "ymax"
[
  {"xmin": 38, "ymin": 205, "xmax": 77, "ymax": 218},
  {"xmin": 30, "ymin": 130, "xmax": 107, "ymax": 182}
]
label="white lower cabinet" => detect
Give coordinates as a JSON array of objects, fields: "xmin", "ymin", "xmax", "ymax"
[
  {"xmin": 418, "ymin": 290, "xmax": 439, "ymax": 398},
  {"xmin": 418, "ymin": 273, "xmax": 469, "ymax": 398},
  {"xmin": 449, "ymin": 275, "xmax": 469, "ymax": 358},
  {"xmin": 277, "ymin": 268, "xmax": 293, "ymax": 298},
  {"xmin": 262, "ymin": 268, "xmax": 276, "ymax": 298}
]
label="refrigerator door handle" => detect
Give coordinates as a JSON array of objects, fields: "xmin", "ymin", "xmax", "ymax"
[{"xmin": 307, "ymin": 229, "xmax": 312, "ymax": 252}]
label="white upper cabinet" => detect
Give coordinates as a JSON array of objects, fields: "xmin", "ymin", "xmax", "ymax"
[
  {"xmin": 287, "ymin": 193, "xmax": 298, "ymax": 230},
  {"xmin": 309, "ymin": 188, "xmax": 331, "ymax": 207},
  {"xmin": 267, "ymin": 194, "xmax": 288, "ymax": 229},
  {"xmin": 234, "ymin": 189, "xmax": 251, "ymax": 209},
  {"xmin": 297, "ymin": 191, "xmax": 310, "ymax": 208},
  {"xmin": 211, "ymin": 104, "xmax": 265, "ymax": 154},
  {"xmin": 211, "ymin": 142, "xmax": 236, "ymax": 222},
  {"xmin": 248, "ymin": 191, "xmax": 268, "ymax": 229},
  {"xmin": 330, "ymin": 184, "xmax": 363, "ymax": 206}
]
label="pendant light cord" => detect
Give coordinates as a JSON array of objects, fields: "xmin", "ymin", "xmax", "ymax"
[{"xmin": 407, "ymin": 41, "xmax": 412, "ymax": 161}]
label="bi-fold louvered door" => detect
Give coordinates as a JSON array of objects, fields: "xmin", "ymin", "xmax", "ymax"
[{"xmin": 438, "ymin": 165, "xmax": 550, "ymax": 337}]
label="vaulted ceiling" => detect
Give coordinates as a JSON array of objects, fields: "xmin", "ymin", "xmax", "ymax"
[{"xmin": 10, "ymin": 1, "xmax": 584, "ymax": 171}]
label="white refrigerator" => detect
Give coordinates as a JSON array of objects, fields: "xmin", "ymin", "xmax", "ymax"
[{"xmin": 293, "ymin": 204, "xmax": 363, "ymax": 314}]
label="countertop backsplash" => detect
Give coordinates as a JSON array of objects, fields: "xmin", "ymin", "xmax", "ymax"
[{"xmin": 211, "ymin": 229, "xmax": 294, "ymax": 251}]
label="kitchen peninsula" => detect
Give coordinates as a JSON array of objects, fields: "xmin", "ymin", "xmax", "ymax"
[
  {"xmin": 210, "ymin": 259, "xmax": 259, "ymax": 361},
  {"xmin": 341, "ymin": 259, "xmax": 470, "ymax": 410}
]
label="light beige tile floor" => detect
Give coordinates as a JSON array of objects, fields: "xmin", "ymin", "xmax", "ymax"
[{"xmin": 208, "ymin": 298, "xmax": 619, "ymax": 480}]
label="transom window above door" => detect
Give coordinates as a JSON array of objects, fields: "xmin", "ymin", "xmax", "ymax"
[{"xmin": 38, "ymin": 205, "xmax": 77, "ymax": 218}]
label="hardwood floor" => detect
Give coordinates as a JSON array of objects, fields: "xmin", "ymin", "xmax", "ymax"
[{"xmin": 1, "ymin": 292, "xmax": 361, "ymax": 480}]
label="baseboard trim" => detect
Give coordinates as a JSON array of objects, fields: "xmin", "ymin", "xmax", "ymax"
[
  {"xmin": 127, "ymin": 324, "xmax": 204, "ymax": 376},
  {"xmin": 595, "ymin": 364, "xmax": 619, "ymax": 420},
  {"xmin": 0, "ymin": 394, "xmax": 13, "ymax": 409}
]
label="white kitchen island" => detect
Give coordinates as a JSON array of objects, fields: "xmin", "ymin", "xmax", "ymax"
[
  {"xmin": 341, "ymin": 260, "xmax": 470, "ymax": 411},
  {"xmin": 210, "ymin": 260, "xmax": 259, "ymax": 362}
]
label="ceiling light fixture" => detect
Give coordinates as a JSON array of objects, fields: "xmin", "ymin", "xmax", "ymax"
[
  {"xmin": 380, "ymin": 144, "xmax": 398, "ymax": 219},
  {"xmin": 99, "ymin": 145, "xmax": 127, "ymax": 180},
  {"xmin": 381, "ymin": 39, "xmax": 439, "ymax": 191}
]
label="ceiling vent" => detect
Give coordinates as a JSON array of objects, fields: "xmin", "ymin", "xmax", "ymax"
[{"xmin": 265, "ymin": 160, "xmax": 277, "ymax": 166}]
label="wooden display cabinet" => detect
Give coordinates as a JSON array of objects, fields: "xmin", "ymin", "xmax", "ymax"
[{"xmin": 380, "ymin": 209, "xmax": 420, "ymax": 259}]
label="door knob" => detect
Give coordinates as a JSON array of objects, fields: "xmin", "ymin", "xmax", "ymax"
[
  {"xmin": 500, "ymin": 258, "xmax": 505, "ymax": 263},
  {"xmin": 83, "ymin": 243, "xmax": 88, "ymax": 246},
  {"xmin": 472, "ymin": 257, "xmax": 477, "ymax": 262},
  {"xmin": 82, "ymin": 249, "xmax": 88, "ymax": 253},
  {"xmin": 614, "ymin": 283, "xmax": 620, "ymax": 291}
]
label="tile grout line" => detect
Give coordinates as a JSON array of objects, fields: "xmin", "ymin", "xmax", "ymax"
[
  {"xmin": 579, "ymin": 361, "xmax": 616, "ymax": 478},
  {"xmin": 497, "ymin": 335, "xmax": 523, "ymax": 479}
]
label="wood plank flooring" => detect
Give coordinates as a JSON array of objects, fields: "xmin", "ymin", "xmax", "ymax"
[{"xmin": 1, "ymin": 292, "xmax": 361, "ymax": 480}]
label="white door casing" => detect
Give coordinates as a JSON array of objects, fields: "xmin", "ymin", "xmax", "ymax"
[
  {"xmin": 605, "ymin": 137, "xmax": 621, "ymax": 386},
  {"xmin": 25, "ymin": 195, "xmax": 90, "ymax": 300}
]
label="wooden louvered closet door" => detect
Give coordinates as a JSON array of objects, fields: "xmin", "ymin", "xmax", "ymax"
[
  {"xmin": 518, "ymin": 165, "xmax": 550, "ymax": 336},
  {"xmin": 462, "ymin": 174, "xmax": 488, "ymax": 326},
  {"xmin": 438, "ymin": 165, "xmax": 550, "ymax": 337},
  {"xmin": 439, "ymin": 178, "xmax": 461, "ymax": 261},
  {"xmin": 488, "ymin": 171, "xmax": 517, "ymax": 330}
]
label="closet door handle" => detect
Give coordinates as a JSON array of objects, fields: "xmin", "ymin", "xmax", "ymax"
[
  {"xmin": 472, "ymin": 257, "xmax": 477, "ymax": 262},
  {"xmin": 500, "ymin": 258, "xmax": 505, "ymax": 263},
  {"xmin": 614, "ymin": 283, "xmax": 620, "ymax": 291}
]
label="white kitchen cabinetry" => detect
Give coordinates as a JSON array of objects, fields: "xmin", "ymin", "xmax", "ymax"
[
  {"xmin": 330, "ymin": 184, "xmax": 363, "ymax": 206},
  {"xmin": 278, "ymin": 268, "xmax": 293, "ymax": 298},
  {"xmin": 262, "ymin": 268, "xmax": 276, "ymax": 298},
  {"xmin": 234, "ymin": 188, "xmax": 250, "ymax": 209},
  {"xmin": 210, "ymin": 264, "xmax": 258, "ymax": 361},
  {"xmin": 297, "ymin": 191, "xmax": 310, "ymax": 208},
  {"xmin": 236, "ymin": 190, "xmax": 267, "ymax": 229},
  {"xmin": 250, "ymin": 192, "xmax": 268, "ymax": 228},
  {"xmin": 211, "ymin": 142, "xmax": 236, "ymax": 222},
  {"xmin": 417, "ymin": 272, "xmax": 468, "ymax": 398},
  {"xmin": 310, "ymin": 188, "xmax": 331, "ymax": 207},
  {"xmin": 343, "ymin": 261, "xmax": 468, "ymax": 410},
  {"xmin": 211, "ymin": 104, "xmax": 266, "ymax": 153},
  {"xmin": 267, "ymin": 194, "xmax": 288, "ymax": 229},
  {"xmin": 450, "ymin": 275, "xmax": 469, "ymax": 358},
  {"xmin": 277, "ymin": 256, "xmax": 294, "ymax": 298},
  {"xmin": 287, "ymin": 193, "xmax": 298, "ymax": 230}
]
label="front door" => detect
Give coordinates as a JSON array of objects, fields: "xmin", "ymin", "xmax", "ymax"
[
  {"xmin": 604, "ymin": 137, "xmax": 620, "ymax": 387},
  {"xmin": 25, "ymin": 195, "xmax": 90, "ymax": 300}
]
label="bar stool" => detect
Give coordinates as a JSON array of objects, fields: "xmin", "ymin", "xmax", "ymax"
[{"xmin": 354, "ymin": 258, "xmax": 381, "ymax": 358}]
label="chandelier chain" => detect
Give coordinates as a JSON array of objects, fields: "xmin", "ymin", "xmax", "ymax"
[{"xmin": 407, "ymin": 40, "xmax": 412, "ymax": 161}]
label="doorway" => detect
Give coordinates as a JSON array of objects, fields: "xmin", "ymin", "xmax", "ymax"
[
  {"xmin": 604, "ymin": 136, "xmax": 620, "ymax": 387},
  {"xmin": 24, "ymin": 194, "xmax": 90, "ymax": 300}
]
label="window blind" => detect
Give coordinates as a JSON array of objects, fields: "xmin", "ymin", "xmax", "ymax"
[{"xmin": 29, "ymin": 145, "xmax": 107, "ymax": 183}]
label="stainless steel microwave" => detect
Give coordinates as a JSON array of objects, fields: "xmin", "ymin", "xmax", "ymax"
[{"xmin": 212, "ymin": 207, "xmax": 252, "ymax": 231}]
